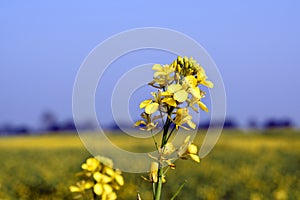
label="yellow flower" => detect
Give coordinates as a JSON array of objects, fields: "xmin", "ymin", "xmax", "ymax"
[
  {"xmin": 162, "ymin": 143, "xmax": 176, "ymax": 156},
  {"xmin": 70, "ymin": 156, "xmax": 124, "ymax": 200},
  {"xmin": 185, "ymin": 75, "xmax": 197, "ymax": 88},
  {"xmin": 173, "ymin": 108, "xmax": 196, "ymax": 130},
  {"xmin": 69, "ymin": 180, "xmax": 94, "ymax": 193},
  {"xmin": 167, "ymin": 84, "xmax": 188, "ymax": 103},
  {"xmin": 93, "ymin": 183, "xmax": 103, "ymax": 195},
  {"xmin": 146, "ymin": 162, "xmax": 166, "ymax": 184},
  {"xmin": 139, "ymin": 99, "xmax": 159, "ymax": 115},
  {"xmin": 106, "ymin": 192, "xmax": 117, "ymax": 200},
  {"xmin": 134, "ymin": 112, "xmax": 158, "ymax": 131},
  {"xmin": 93, "ymin": 183, "xmax": 116, "ymax": 199},
  {"xmin": 177, "ymin": 136, "xmax": 201, "ymax": 163},
  {"xmin": 196, "ymin": 68, "xmax": 214, "ymax": 88},
  {"xmin": 81, "ymin": 157, "xmax": 100, "ymax": 172},
  {"xmin": 93, "ymin": 172, "xmax": 112, "ymax": 183},
  {"xmin": 187, "ymin": 144, "xmax": 201, "ymax": 163},
  {"xmin": 114, "ymin": 171, "xmax": 124, "ymax": 186},
  {"xmin": 149, "ymin": 64, "xmax": 175, "ymax": 88},
  {"xmin": 103, "ymin": 166, "xmax": 124, "ymax": 186}
]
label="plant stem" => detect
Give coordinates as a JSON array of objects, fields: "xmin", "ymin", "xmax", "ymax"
[
  {"xmin": 152, "ymin": 182, "xmax": 156, "ymax": 198},
  {"xmin": 154, "ymin": 167, "xmax": 163, "ymax": 200},
  {"xmin": 166, "ymin": 125, "xmax": 177, "ymax": 143},
  {"xmin": 154, "ymin": 106, "xmax": 174, "ymax": 200}
]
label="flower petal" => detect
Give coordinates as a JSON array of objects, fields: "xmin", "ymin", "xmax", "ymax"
[
  {"xmin": 84, "ymin": 181, "xmax": 94, "ymax": 189},
  {"xmin": 152, "ymin": 64, "xmax": 163, "ymax": 71},
  {"xmin": 103, "ymin": 184, "xmax": 113, "ymax": 193},
  {"xmin": 107, "ymin": 192, "xmax": 117, "ymax": 200},
  {"xmin": 139, "ymin": 99, "xmax": 152, "ymax": 109},
  {"xmin": 93, "ymin": 172, "xmax": 112, "ymax": 183},
  {"xmin": 69, "ymin": 186, "xmax": 81, "ymax": 192},
  {"xmin": 167, "ymin": 84, "xmax": 182, "ymax": 93},
  {"xmin": 174, "ymin": 90, "xmax": 188, "ymax": 102},
  {"xmin": 188, "ymin": 87, "xmax": 201, "ymax": 99},
  {"xmin": 187, "ymin": 144, "xmax": 198, "ymax": 154},
  {"xmin": 145, "ymin": 103, "xmax": 159, "ymax": 114},
  {"xmin": 115, "ymin": 174, "xmax": 124, "ymax": 186},
  {"xmin": 189, "ymin": 154, "xmax": 201, "ymax": 163},
  {"xmin": 104, "ymin": 167, "xmax": 115, "ymax": 176},
  {"xmin": 93, "ymin": 183, "xmax": 103, "ymax": 196},
  {"xmin": 202, "ymin": 80, "xmax": 214, "ymax": 88},
  {"xmin": 154, "ymin": 71, "xmax": 166, "ymax": 77},
  {"xmin": 160, "ymin": 91, "xmax": 172, "ymax": 96},
  {"xmin": 162, "ymin": 98, "xmax": 177, "ymax": 107}
]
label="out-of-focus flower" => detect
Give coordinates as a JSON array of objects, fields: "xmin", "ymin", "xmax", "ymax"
[
  {"xmin": 69, "ymin": 180, "xmax": 94, "ymax": 192},
  {"xmin": 70, "ymin": 156, "xmax": 124, "ymax": 200},
  {"xmin": 81, "ymin": 157, "xmax": 100, "ymax": 172}
]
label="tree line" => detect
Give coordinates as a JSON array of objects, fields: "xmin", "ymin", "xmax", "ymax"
[{"xmin": 0, "ymin": 111, "xmax": 295, "ymax": 135}]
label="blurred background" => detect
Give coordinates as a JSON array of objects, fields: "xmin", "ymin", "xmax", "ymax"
[
  {"xmin": 1, "ymin": 1, "xmax": 300, "ymax": 134},
  {"xmin": 1, "ymin": 1, "xmax": 300, "ymax": 200}
]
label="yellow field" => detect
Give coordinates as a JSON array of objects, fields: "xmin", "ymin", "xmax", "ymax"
[{"xmin": 0, "ymin": 130, "xmax": 299, "ymax": 199}]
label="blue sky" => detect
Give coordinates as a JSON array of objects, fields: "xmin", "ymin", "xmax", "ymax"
[{"xmin": 1, "ymin": 1, "xmax": 300, "ymax": 128}]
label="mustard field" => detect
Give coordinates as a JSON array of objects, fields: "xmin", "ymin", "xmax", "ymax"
[{"xmin": 0, "ymin": 130, "xmax": 299, "ymax": 199}]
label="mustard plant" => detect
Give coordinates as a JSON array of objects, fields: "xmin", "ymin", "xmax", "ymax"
[{"xmin": 134, "ymin": 56, "xmax": 213, "ymax": 200}]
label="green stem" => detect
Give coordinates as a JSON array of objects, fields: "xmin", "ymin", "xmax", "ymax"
[
  {"xmin": 166, "ymin": 125, "xmax": 177, "ymax": 143},
  {"xmin": 154, "ymin": 166, "xmax": 164, "ymax": 200},
  {"xmin": 152, "ymin": 182, "xmax": 156, "ymax": 198},
  {"xmin": 154, "ymin": 105, "xmax": 175, "ymax": 200}
]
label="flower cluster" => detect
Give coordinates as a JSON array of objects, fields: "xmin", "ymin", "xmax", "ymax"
[
  {"xmin": 134, "ymin": 56, "xmax": 213, "ymax": 131},
  {"xmin": 70, "ymin": 156, "xmax": 124, "ymax": 200},
  {"xmin": 134, "ymin": 56, "xmax": 213, "ymax": 200},
  {"xmin": 146, "ymin": 135, "xmax": 201, "ymax": 182}
]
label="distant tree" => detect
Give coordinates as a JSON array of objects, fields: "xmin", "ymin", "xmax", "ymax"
[
  {"xmin": 0, "ymin": 124, "xmax": 30, "ymax": 135},
  {"xmin": 223, "ymin": 118, "xmax": 238, "ymax": 129},
  {"xmin": 60, "ymin": 119, "xmax": 76, "ymax": 131},
  {"xmin": 13, "ymin": 125, "xmax": 30, "ymax": 135},
  {"xmin": 198, "ymin": 118, "xmax": 238, "ymax": 130},
  {"xmin": 264, "ymin": 118, "xmax": 293, "ymax": 129},
  {"xmin": 41, "ymin": 111, "xmax": 60, "ymax": 132}
]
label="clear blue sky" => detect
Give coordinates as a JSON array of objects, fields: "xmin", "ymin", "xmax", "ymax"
[{"xmin": 1, "ymin": 1, "xmax": 300, "ymax": 129}]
